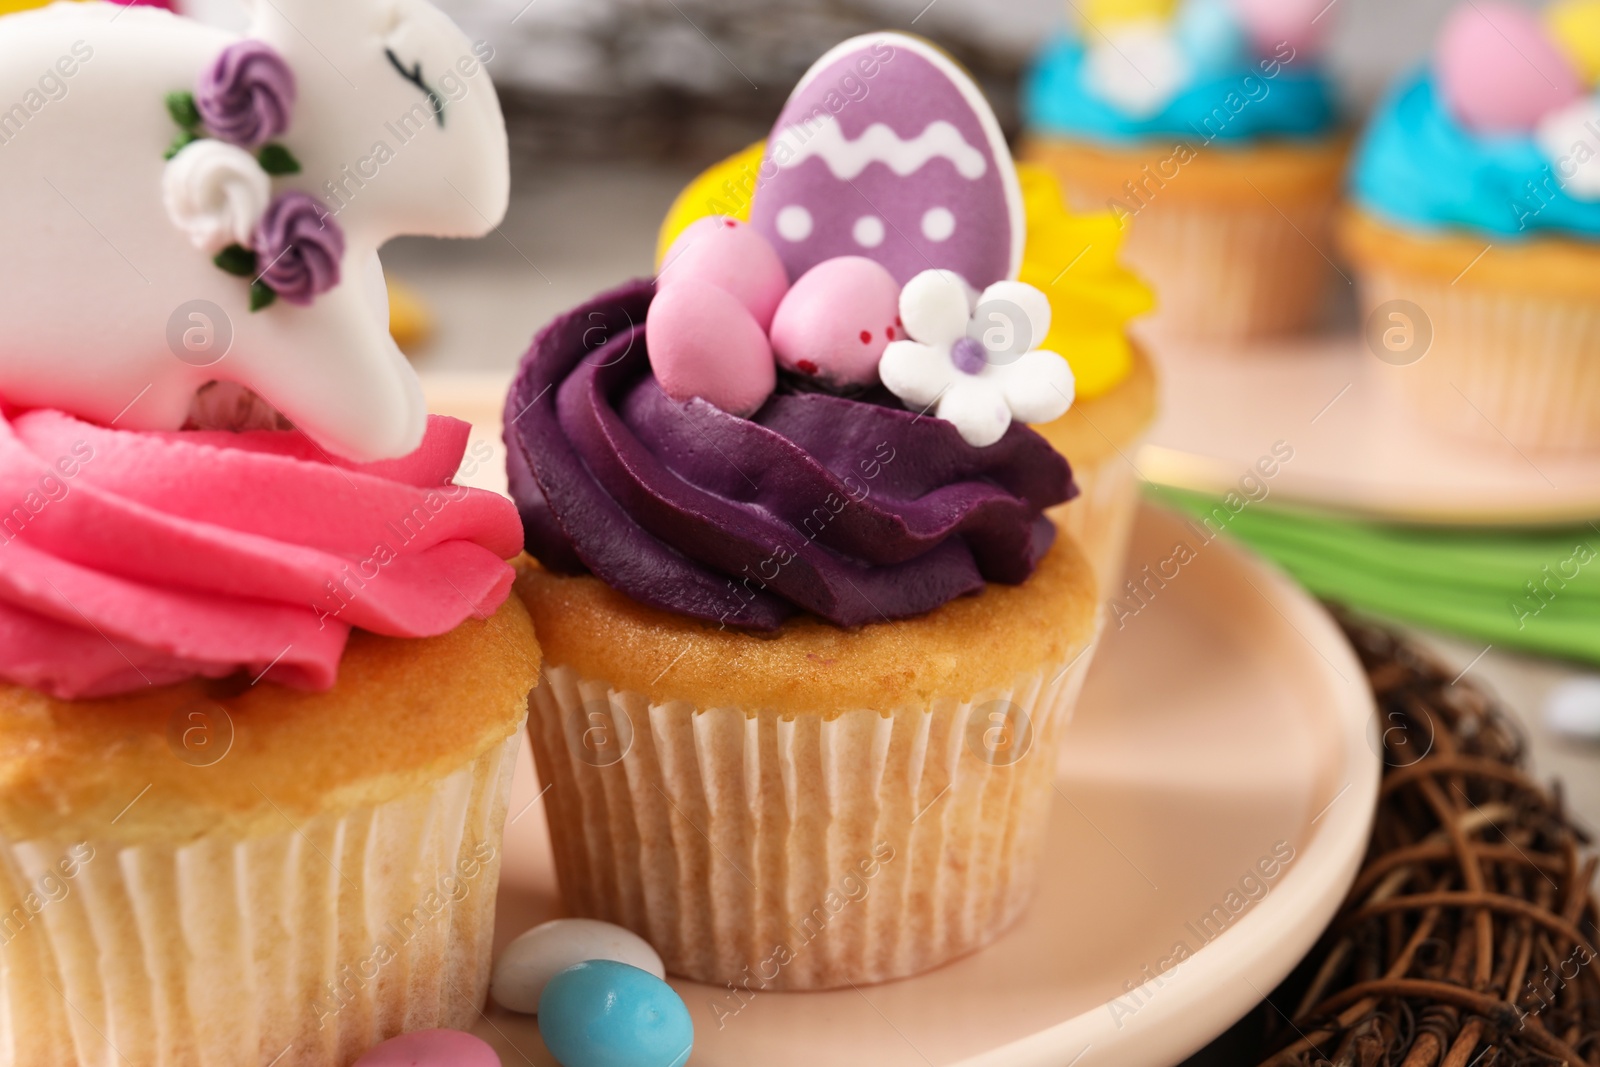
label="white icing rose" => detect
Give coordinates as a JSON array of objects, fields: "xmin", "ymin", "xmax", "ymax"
[{"xmin": 162, "ymin": 139, "xmax": 272, "ymax": 253}]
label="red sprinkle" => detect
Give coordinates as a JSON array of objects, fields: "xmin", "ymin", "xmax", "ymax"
[
  {"xmin": 886, "ymin": 325, "xmax": 896, "ymax": 340},
  {"xmin": 860, "ymin": 330, "xmax": 872, "ymax": 345},
  {"xmin": 797, "ymin": 360, "xmax": 819, "ymax": 375}
]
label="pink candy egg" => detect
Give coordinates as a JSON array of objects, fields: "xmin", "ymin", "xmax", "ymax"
[
  {"xmin": 352, "ymin": 1029, "xmax": 500, "ymax": 1067},
  {"xmin": 657, "ymin": 216, "xmax": 790, "ymax": 331},
  {"xmin": 770, "ymin": 257, "xmax": 902, "ymax": 390},
  {"xmin": 647, "ymin": 279, "xmax": 776, "ymax": 417},
  {"xmin": 1226, "ymin": 0, "xmax": 1331, "ymax": 59},
  {"xmin": 1437, "ymin": 1, "xmax": 1583, "ymax": 133}
]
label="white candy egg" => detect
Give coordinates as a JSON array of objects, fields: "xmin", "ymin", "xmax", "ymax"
[
  {"xmin": 489, "ymin": 918, "xmax": 666, "ymax": 1016},
  {"xmin": 1545, "ymin": 677, "xmax": 1600, "ymax": 742}
]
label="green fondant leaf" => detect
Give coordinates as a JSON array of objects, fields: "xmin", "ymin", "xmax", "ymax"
[
  {"xmin": 249, "ymin": 281, "xmax": 278, "ymax": 313},
  {"xmin": 213, "ymin": 244, "xmax": 258, "ymax": 277},
  {"xmin": 165, "ymin": 90, "xmax": 201, "ymax": 131},
  {"xmin": 256, "ymin": 143, "xmax": 302, "ymax": 176},
  {"xmin": 163, "ymin": 130, "xmax": 200, "ymax": 161}
]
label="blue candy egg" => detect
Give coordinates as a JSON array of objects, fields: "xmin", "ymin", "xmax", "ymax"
[
  {"xmin": 538, "ymin": 960, "xmax": 693, "ymax": 1067},
  {"xmin": 1175, "ymin": 0, "xmax": 1248, "ymax": 76}
]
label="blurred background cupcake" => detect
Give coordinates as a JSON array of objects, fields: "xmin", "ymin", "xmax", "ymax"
[
  {"xmin": 1022, "ymin": 0, "xmax": 1347, "ymax": 341},
  {"xmin": 1341, "ymin": 0, "xmax": 1600, "ymax": 453}
]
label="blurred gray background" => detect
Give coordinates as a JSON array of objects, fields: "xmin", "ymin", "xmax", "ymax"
[
  {"xmin": 445, "ymin": 0, "xmax": 1471, "ymax": 163},
  {"xmin": 180, "ymin": 0, "xmax": 1524, "ymax": 342},
  {"xmin": 316, "ymin": 0, "xmax": 1500, "ymax": 376}
]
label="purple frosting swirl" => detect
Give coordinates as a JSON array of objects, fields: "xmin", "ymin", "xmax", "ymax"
[
  {"xmin": 504, "ymin": 280, "xmax": 1077, "ymax": 631},
  {"xmin": 254, "ymin": 192, "xmax": 344, "ymax": 305},
  {"xmin": 196, "ymin": 40, "xmax": 296, "ymax": 148}
]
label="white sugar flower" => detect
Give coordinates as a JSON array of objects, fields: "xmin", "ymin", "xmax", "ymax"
[
  {"xmin": 879, "ymin": 270, "xmax": 1076, "ymax": 448},
  {"xmin": 1538, "ymin": 96, "xmax": 1600, "ymax": 201},
  {"xmin": 1084, "ymin": 21, "xmax": 1190, "ymax": 118},
  {"xmin": 162, "ymin": 139, "xmax": 272, "ymax": 253}
]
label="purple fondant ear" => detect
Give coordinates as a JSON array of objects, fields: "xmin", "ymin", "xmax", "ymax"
[{"xmin": 749, "ymin": 33, "xmax": 1023, "ymax": 292}]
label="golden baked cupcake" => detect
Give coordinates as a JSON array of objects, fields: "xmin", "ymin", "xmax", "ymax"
[
  {"xmin": 1016, "ymin": 163, "xmax": 1158, "ymax": 585},
  {"xmin": 1022, "ymin": 0, "xmax": 1347, "ymax": 340},
  {"xmin": 1340, "ymin": 1, "xmax": 1600, "ymax": 452},
  {"xmin": 507, "ymin": 32, "xmax": 1101, "ymax": 990},
  {"xmin": 0, "ymin": 0, "xmax": 537, "ymax": 1062},
  {"xmin": 0, "ymin": 607, "xmax": 537, "ymax": 1066}
]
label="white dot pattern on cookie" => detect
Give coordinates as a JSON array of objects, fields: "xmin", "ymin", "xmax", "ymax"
[
  {"xmin": 922, "ymin": 207, "xmax": 956, "ymax": 242},
  {"xmin": 853, "ymin": 215, "xmax": 886, "ymax": 248},
  {"xmin": 776, "ymin": 204, "xmax": 814, "ymax": 242}
]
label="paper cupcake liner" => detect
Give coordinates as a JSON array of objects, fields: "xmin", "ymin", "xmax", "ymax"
[
  {"xmin": 1355, "ymin": 266, "xmax": 1600, "ymax": 453},
  {"xmin": 527, "ymin": 654, "xmax": 1095, "ymax": 992},
  {"xmin": 0, "ymin": 731, "xmax": 521, "ymax": 1067},
  {"xmin": 1053, "ymin": 179, "xmax": 1335, "ymax": 341},
  {"xmin": 1050, "ymin": 445, "xmax": 1143, "ymax": 593}
]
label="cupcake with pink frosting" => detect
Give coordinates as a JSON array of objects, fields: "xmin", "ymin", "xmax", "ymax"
[
  {"xmin": 506, "ymin": 32, "xmax": 1102, "ymax": 992},
  {"xmin": 0, "ymin": 1, "xmax": 535, "ymax": 1063}
]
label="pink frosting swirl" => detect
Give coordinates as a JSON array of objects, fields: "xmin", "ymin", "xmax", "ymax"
[
  {"xmin": 0, "ymin": 407, "xmax": 521, "ymax": 700},
  {"xmin": 196, "ymin": 40, "xmax": 296, "ymax": 149},
  {"xmin": 255, "ymin": 192, "xmax": 344, "ymax": 304}
]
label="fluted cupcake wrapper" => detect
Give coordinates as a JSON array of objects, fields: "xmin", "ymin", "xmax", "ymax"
[
  {"xmin": 1114, "ymin": 198, "xmax": 1337, "ymax": 341},
  {"xmin": 1356, "ymin": 268, "xmax": 1600, "ymax": 453},
  {"xmin": 1050, "ymin": 447, "xmax": 1143, "ymax": 593},
  {"xmin": 0, "ymin": 731, "xmax": 521, "ymax": 1067},
  {"xmin": 527, "ymin": 655, "xmax": 1095, "ymax": 992}
]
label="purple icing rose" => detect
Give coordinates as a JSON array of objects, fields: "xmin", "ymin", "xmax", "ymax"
[
  {"xmin": 254, "ymin": 192, "xmax": 343, "ymax": 305},
  {"xmin": 196, "ymin": 40, "xmax": 296, "ymax": 148}
]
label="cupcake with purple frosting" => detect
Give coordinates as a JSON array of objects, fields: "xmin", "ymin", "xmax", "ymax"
[{"xmin": 504, "ymin": 33, "xmax": 1100, "ymax": 991}]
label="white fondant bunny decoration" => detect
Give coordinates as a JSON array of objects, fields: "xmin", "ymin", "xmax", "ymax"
[{"xmin": 0, "ymin": 0, "xmax": 509, "ymax": 461}]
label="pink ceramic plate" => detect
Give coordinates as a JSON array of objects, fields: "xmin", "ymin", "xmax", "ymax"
[
  {"xmin": 1139, "ymin": 336, "xmax": 1600, "ymax": 527},
  {"xmin": 422, "ymin": 376, "xmax": 1381, "ymax": 1067}
]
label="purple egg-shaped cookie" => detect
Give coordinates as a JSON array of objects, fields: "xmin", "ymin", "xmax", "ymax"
[{"xmin": 749, "ymin": 32, "xmax": 1023, "ymax": 291}]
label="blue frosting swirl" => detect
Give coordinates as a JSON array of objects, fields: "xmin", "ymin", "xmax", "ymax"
[
  {"xmin": 1023, "ymin": 35, "xmax": 1336, "ymax": 144},
  {"xmin": 1349, "ymin": 71, "xmax": 1600, "ymax": 240}
]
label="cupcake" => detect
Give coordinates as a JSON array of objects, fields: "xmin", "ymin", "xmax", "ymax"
[
  {"xmin": 507, "ymin": 33, "xmax": 1102, "ymax": 990},
  {"xmin": 0, "ymin": 2, "xmax": 539, "ymax": 1063},
  {"xmin": 657, "ymin": 154, "xmax": 1158, "ymax": 589},
  {"xmin": 1022, "ymin": 0, "xmax": 1346, "ymax": 340},
  {"xmin": 1341, "ymin": 0, "xmax": 1600, "ymax": 453},
  {"xmin": 1015, "ymin": 163, "xmax": 1159, "ymax": 585}
]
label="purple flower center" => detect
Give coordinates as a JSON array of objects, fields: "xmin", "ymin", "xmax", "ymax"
[{"xmin": 951, "ymin": 336, "xmax": 988, "ymax": 376}]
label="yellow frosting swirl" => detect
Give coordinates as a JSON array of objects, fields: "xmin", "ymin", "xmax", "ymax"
[
  {"xmin": 1548, "ymin": 0, "xmax": 1600, "ymax": 85},
  {"xmin": 1015, "ymin": 162, "xmax": 1152, "ymax": 399},
  {"xmin": 656, "ymin": 147, "xmax": 1153, "ymax": 401},
  {"xmin": 1079, "ymin": 0, "xmax": 1179, "ymax": 26}
]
